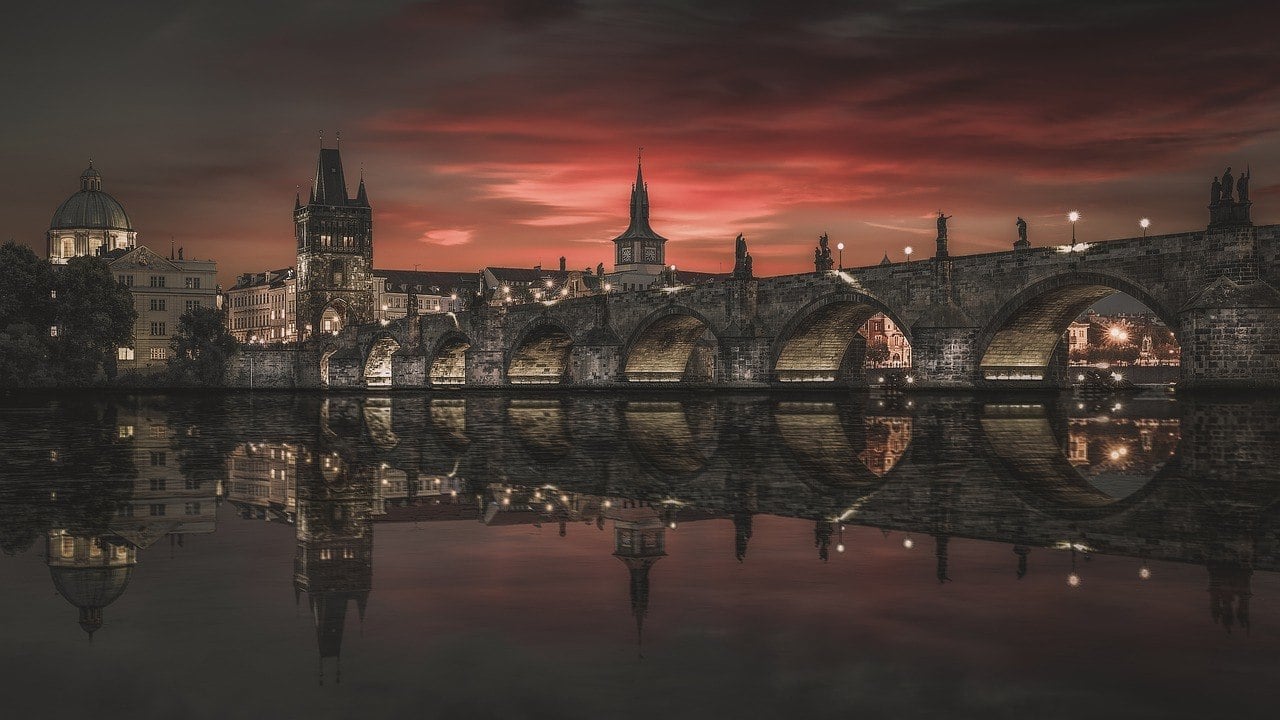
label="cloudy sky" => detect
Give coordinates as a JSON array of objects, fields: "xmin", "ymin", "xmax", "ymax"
[{"xmin": 2, "ymin": 0, "xmax": 1277, "ymax": 283}]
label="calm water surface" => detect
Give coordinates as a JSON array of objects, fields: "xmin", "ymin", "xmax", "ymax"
[{"xmin": 1, "ymin": 391, "xmax": 1277, "ymax": 719}]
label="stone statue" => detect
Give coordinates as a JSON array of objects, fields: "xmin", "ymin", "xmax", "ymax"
[
  {"xmin": 596, "ymin": 262, "xmax": 604, "ymax": 277},
  {"xmin": 936, "ymin": 212, "xmax": 952, "ymax": 239},
  {"xmin": 1015, "ymin": 217, "xmax": 1028, "ymax": 248},
  {"xmin": 733, "ymin": 233, "xmax": 753, "ymax": 278},
  {"xmin": 1211, "ymin": 176, "xmax": 1222, "ymax": 206},
  {"xmin": 1221, "ymin": 167, "xmax": 1234, "ymax": 203},
  {"xmin": 1237, "ymin": 167, "xmax": 1250, "ymax": 203},
  {"xmin": 814, "ymin": 233, "xmax": 834, "ymax": 272}
]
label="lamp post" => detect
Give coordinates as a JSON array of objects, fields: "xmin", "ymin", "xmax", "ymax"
[
  {"xmin": 1068, "ymin": 210, "xmax": 1080, "ymax": 244},
  {"xmin": 836, "ymin": 242, "xmax": 845, "ymax": 271},
  {"xmin": 904, "ymin": 246, "xmax": 913, "ymax": 264},
  {"xmin": 1140, "ymin": 217, "xmax": 1150, "ymax": 238}
]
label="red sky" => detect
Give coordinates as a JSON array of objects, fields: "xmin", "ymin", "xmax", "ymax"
[{"xmin": 4, "ymin": 0, "xmax": 1279, "ymax": 285}]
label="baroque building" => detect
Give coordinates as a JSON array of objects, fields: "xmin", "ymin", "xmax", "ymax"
[{"xmin": 46, "ymin": 163, "xmax": 217, "ymax": 372}]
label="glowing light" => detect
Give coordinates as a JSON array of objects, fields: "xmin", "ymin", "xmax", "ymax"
[
  {"xmin": 836, "ymin": 543, "xmax": 846, "ymax": 553},
  {"xmin": 905, "ymin": 375, "xmax": 915, "ymax": 384},
  {"xmin": 1068, "ymin": 210, "xmax": 1080, "ymax": 223},
  {"xmin": 1139, "ymin": 566, "xmax": 1152, "ymax": 580},
  {"xmin": 502, "ymin": 497, "xmax": 510, "ymax": 506},
  {"xmin": 603, "ymin": 283, "xmax": 612, "ymax": 292},
  {"xmin": 559, "ymin": 494, "xmax": 568, "ymax": 502},
  {"xmin": 836, "ymin": 242, "xmax": 845, "ymax": 251},
  {"xmin": 1067, "ymin": 573, "xmax": 1081, "ymax": 588},
  {"xmin": 544, "ymin": 503, "xmax": 554, "ymax": 512},
  {"xmin": 603, "ymin": 500, "xmax": 612, "ymax": 508},
  {"xmin": 877, "ymin": 376, "xmax": 885, "ymax": 383},
  {"xmin": 903, "ymin": 537, "xmax": 915, "ymax": 549},
  {"xmin": 904, "ymin": 246, "xmax": 914, "ymax": 257},
  {"xmin": 1140, "ymin": 218, "xmax": 1151, "ymax": 229}
]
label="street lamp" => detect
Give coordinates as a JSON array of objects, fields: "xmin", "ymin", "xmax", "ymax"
[
  {"xmin": 836, "ymin": 242, "xmax": 845, "ymax": 271},
  {"xmin": 1068, "ymin": 210, "xmax": 1080, "ymax": 243},
  {"xmin": 904, "ymin": 246, "xmax": 913, "ymax": 264},
  {"xmin": 1140, "ymin": 217, "xmax": 1150, "ymax": 238}
]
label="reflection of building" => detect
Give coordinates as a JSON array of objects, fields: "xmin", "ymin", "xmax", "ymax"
[
  {"xmin": 46, "ymin": 532, "xmax": 137, "ymax": 638},
  {"xmin": 609, "ymin": 502, "xmax": 667, "ymax": 649},
  {"xmin": 858, "ymin": 417, "xmax": 912, "ymax": 476},
  {"xmin": 46, "ymin": 163, "xmax": 218, "ymax": 372}
]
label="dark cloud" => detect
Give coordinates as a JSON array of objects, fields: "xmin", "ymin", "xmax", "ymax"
[{"xmin": 1, "ymin": 0, "xmax": 1276, "ymax": 279}]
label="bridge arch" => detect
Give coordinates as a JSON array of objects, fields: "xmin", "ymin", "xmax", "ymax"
[
  {"xmin": 771, "ymin": 292, "xmax": 911, "ymax": 383},
  {"xmin": 363, "ymin": 334, "xmax": 401, "ymax": 388},
  {"xmin": 319, "ymin": 298, "xmax": 350, "ymax": 336},
  {"xmin": 622, "ymin": 306, "xmax": 722, "ymax": 383},
  {"xmin": 976, "ymin": 271, "xmax": 1180, "ymax": 382},
  {"xmin": 427, "ymin": 332, "xmax": 471, "ymax": 386},
  {"xmin": 507, "ymin": 319, "xmax": 575, "ymax": 385}
]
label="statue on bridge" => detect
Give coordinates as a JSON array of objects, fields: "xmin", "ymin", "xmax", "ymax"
[
  {"xmin": 1014, "ymin": 217, "xmax": 1029, "ymax": 249},
  {"xmin": 814, "ymin": 233, "xmax": 834, "ymax": 272},
  {"xmin": 936, "ymin": 212, "xmax": 952, "ymax": 258},
  {"xmin": 733, "ymin": 233, "xmax": 754, "ymax": 279},
  {"xmin": 1208, "ymin": 164, "xmax": 1254, "ymax": 229}
]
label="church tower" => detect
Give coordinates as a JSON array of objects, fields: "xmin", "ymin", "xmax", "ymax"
[
  {"xmin": 611, "ymin": 152, "xmax": 667, "ymax": 278},
  {"xmin": 295, "ymin": 142, "xmax": 374, "ymax": 339}
]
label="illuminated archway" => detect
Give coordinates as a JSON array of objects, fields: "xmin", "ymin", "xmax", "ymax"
[
  {"xmin": 623, "ymin": 309, "xmax": 719, "ymax": 383},
  {"xmin": 508, "ymin": 323, "xmax": 573, "ymax": 385},
  {"xmin": 428, "ymin": 333, "xmax": 470, "ymax": 385},
  {"xmin": 320, "ymin": 300, "xmax": 348, "ymax": 336},
  {"xmin": 364, "ymin": 336, "xmax": 400, "ymax": 388},
  {"xmin": 319, "ymin": 347, "xmax": 337, "ymax": 387},
  {"xmin": 978, "ymin": 273, "xmax": 1179, "ymax": 382},
  {"xmin": 773, "ymin": 295, "xmax": 911, "ymax": 383}
]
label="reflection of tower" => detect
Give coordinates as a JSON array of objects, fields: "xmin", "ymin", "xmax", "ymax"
[
  {"xmin": 293, "ymin": 460, "xmax": 373, "ymax": 684},
  {"xmin": 1208, "ymin": 562, "xmax": 1252, "ymax": 634},
  {"xmin": 733, "ymin": 511, "xmax": 753, "ymax": 562},
  {"xmin": 611, "ymin": 506, "xmax": 666, "ymax": 654},
  {"xmin": 46, "ymin": 531, "xmax": 137, "ymax": 638}
]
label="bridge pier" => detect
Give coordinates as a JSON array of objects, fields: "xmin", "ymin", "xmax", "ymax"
[
  {"xmin": 465, "ymin": 349, "xmax": 506, "ymax": 386},
  {"xmin": 1179, "ymin": 300, "xmax": 1280, "ymax": 388},
  {"xmin": 568, "ymin": 341, "xmax": 622, "ymax": 386},
  {"xmin": 720, "ymin": 335, "xmax": 772, "ymax": 386},
  {"xmin": 910, "ymin": 326, "xmax": 979, "ymax": 388}
]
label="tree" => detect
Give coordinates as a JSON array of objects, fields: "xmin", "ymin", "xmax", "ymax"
[
  {"xmin": 168, "ymin": 306, "xmax": 239, "ymax": 386},
  {"xmin": 52, "ymin": 256, "xmax": 136, "ymax": 383},
  {"xmin": 0, "ymin": 241, "xmax": 54, "ymax": 330},
  {"xmin": 865, "ymin": 337, "xmax": 890, "ymax": 366}
]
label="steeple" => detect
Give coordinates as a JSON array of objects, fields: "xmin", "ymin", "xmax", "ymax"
[
  {"xmin": 312, "ymin": 146, "xmax": 350, "ymax": 206},
  {"xmin": 355, "ymin": 167, "xmax": 369, "ymax": 207},
  {"xmin": 612, "ymin": 150, "xmax": 666, "ymax": 243}
]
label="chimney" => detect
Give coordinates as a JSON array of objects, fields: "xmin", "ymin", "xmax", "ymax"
[{"xmin": 559, "ymin": 256, "xmax": 566, "ymax": 272}]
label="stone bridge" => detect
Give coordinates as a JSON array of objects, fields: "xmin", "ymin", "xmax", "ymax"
[{"xmin": 233, "ymin": 220, "xmax": 1280, "ymax": 390}]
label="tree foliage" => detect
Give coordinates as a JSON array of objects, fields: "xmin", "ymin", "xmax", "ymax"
[{"xmin": 168, "ymin": 306, "xmax": 239, "ymax": 386}]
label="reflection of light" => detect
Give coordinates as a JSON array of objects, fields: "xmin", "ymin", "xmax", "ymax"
[
  {"xmin": 502, "ymin": 497, "xmax": 510, "ymax": 506},
  {"xmin": 905, "ymin": 375, "xmax": 915, "ymax": 384},
  {"xmin": 903, "ymin": 537, "xmax": 915, "ymax": 549},
  {"xmin": 544, "ymin": 503, "xmax": 553, "ymax": 512},
  {"xmin": 603, "ymin": 500, "xmax": 612, "ymax": 508},
  {"xmin": 836, "ymin": 543, "xmax": 845, "ymax": 553},
  {"xmin": 669, "ymin": 522, "xmax": 677, "ymax": 530},
  {"xmin": 1139, "ymin": 566, "xmax": 1152, "ymax": 580},
  {"xmin": 1067, "ymin": 573, "xmax": 1081, "ymax": 588}
]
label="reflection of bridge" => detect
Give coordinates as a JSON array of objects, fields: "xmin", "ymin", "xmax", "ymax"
[
  {"xmin": 233, "ymin": 216, "xmax": 1280, "ymax": 390},
  {"xmin": 226, "ymin": 393, "xmax": 1280, "ymax": 575}
]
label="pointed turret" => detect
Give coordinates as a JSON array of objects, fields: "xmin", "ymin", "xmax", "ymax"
[
  {"xmin": 356, "ymin": 174, "xmax": 369, "ymax": 207},
  {"xmin": 612, "ymin": 150, "xmax": 668, "ymax": 272},
  {"xmin": 879, "ymin": 252, "xmax": 892, "ymax": 266},
  {"xmin": 312, "ymin": 147, "xmax": 349, "ymax": 205},
  {"xmin": 295, "ymin": 186, "xmax": 302, "ymax": 210}
]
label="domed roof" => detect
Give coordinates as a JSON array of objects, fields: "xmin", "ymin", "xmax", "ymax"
[
  {"xmin": 49, "ymin": 163, "xmax": 133, "ymax": 232},
  {"xmin": 49, "ymin": 564, "xmax": 134, "ymax": 610}
]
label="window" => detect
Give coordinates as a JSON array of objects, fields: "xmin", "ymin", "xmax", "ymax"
[
  {"xmin": 184, "ymin": 502, "xmax": 202, "ymax": 516},
  {"xmin": 50, "ymin": 290, "xmax": 57, "ymax": 299},
  {"xmin": 49, "ymin": 325, "xmax": 58, "ymax": 337},
  {"xmin": 118, "ymin": 274, "xmax": 134, "ymax": 286},
  {"xmin": 185, "ymin": 300, "xmax": 201, "ymax": 311},
  {"xmin": 150, "ymin": 322, "xmax": 166, "ymax": 336},
  {"xmin": 116, "ymin": 504, "xmax": 135, "ymax": 517},
  {"xmin": 149, "ymin": 504, "xmax": 166, "ymax": 517},
  {"xmin": 149, "ymin": 275, "xmax": 166, "ymax": 288},
  {"xmin": 149, "ymin": 298, "xmax": 166, "ymax": 311},
  {"xmin": 62, "ymin": 238, "xmax": 74, "ymax": 257},
  {"xmin": 149, "ymin": 452, "xmax": 167, "ymax": 467},
  {"xmin": 150, "ymin": 347, "xmax": 167, "ymax": 360},
  {"xmin": 320, "ymin": 234, "xmax": 332, "ymax": 246},
  {"xmin": 185, "ymin": 479, "xmax": 202, "ymax": 490},
  {"xmin": 150, "ymin": 478, "xmax": 167, "ymax": 491},
  {"xmin": 150, "ymin": 425, "xmax": 167, "ymax": 438},
  {"xmin": 319, "ymin": 549, "xmax": 333, "ymax": 561},
  {"xmin": 117, "ymin": 347, "xmax": 135, "ymax": 361},
  {"xmin": 184, "ymin": 277, "xmax": 201, "ymax": 289},
  {"xmin": 117, "ymin": 425, "xmax": 134, "ymax": 438}
]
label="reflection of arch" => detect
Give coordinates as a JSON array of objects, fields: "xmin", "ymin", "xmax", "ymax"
[
  {"xmin": 623, "ymin": 307, "xmax": 719, "ymax": 383},
  {"xmin": 364, "ymin": 335, "xmax": 400, "ymax": 388},
  {"xmin": 773, "ymin": 401, "xmax": 908, "ymax": 490},
  {"xmin": 508, "ymin": 321, "xmax": 573, "ymax": 385},
  {"xmin": 507, "ymin": 399, "xmax": 572, "ymax": 462},
  {"xmin": 772, "ymin": 293, "xmax": 911, "ymax": 383},
  {"xmin": 363, "ymin": 397, "xmax": 399, "ymax": 450},
  {"xmin": 428, "ymin": 332, "xmax": 471, "ymax": 386},
  {"xmin": 622, "ymin": 401, "xmax": 719, "ymax": 478},
  {"xmin": 977, "ymin": 272, "xmax": 1179, "ymax": 381},
  {"xmin": 978, "ymin": 403, "xmax": 1173, "ymax": 517}
]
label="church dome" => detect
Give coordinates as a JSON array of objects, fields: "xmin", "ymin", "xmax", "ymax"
[
  {"xmin": 49, "ymin": 565, "xmax": 135, "ymax": 635},
  {"xmin": 49, "ymin": 164, "xmax": 133, "ymax": 232}
]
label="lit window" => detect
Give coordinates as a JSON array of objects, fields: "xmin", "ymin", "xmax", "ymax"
[
  {"xmin": 150, "ymin": 347, "xmax": 167, "ymax": 360},
  {"xmin": 117, "ymin": 425, "xmax": 134, "ymax": 438},
  {"xmin": 117, "ymin": 347, "xmax": 135, "ymax": 361},
  {"xmin": 49, "ymin": 325, "xmax": 58, "ymax": 337}
]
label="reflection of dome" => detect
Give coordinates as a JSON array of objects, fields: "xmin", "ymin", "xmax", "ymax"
[
  {"xmin": 49, "ymin": 565, "xmax": 135, "ymax": 636},
  {"xmin": 49, "ymin": 164, "xmax": 133, "ymax": 231}
]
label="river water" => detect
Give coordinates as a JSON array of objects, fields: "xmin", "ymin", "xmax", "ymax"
[{"xmin": 1, "ymin": 390, "xmax": 1277, "ymax": 718}]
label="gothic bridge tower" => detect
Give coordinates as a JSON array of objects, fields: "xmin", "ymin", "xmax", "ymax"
[{"xmin": 295, "ymin": 143, "xmax": 373, "ymax": 339}]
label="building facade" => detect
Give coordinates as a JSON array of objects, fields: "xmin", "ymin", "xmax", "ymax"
[{"xmin": 47, "ymin": 163, "xmax": 218, "ymax": 373}]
